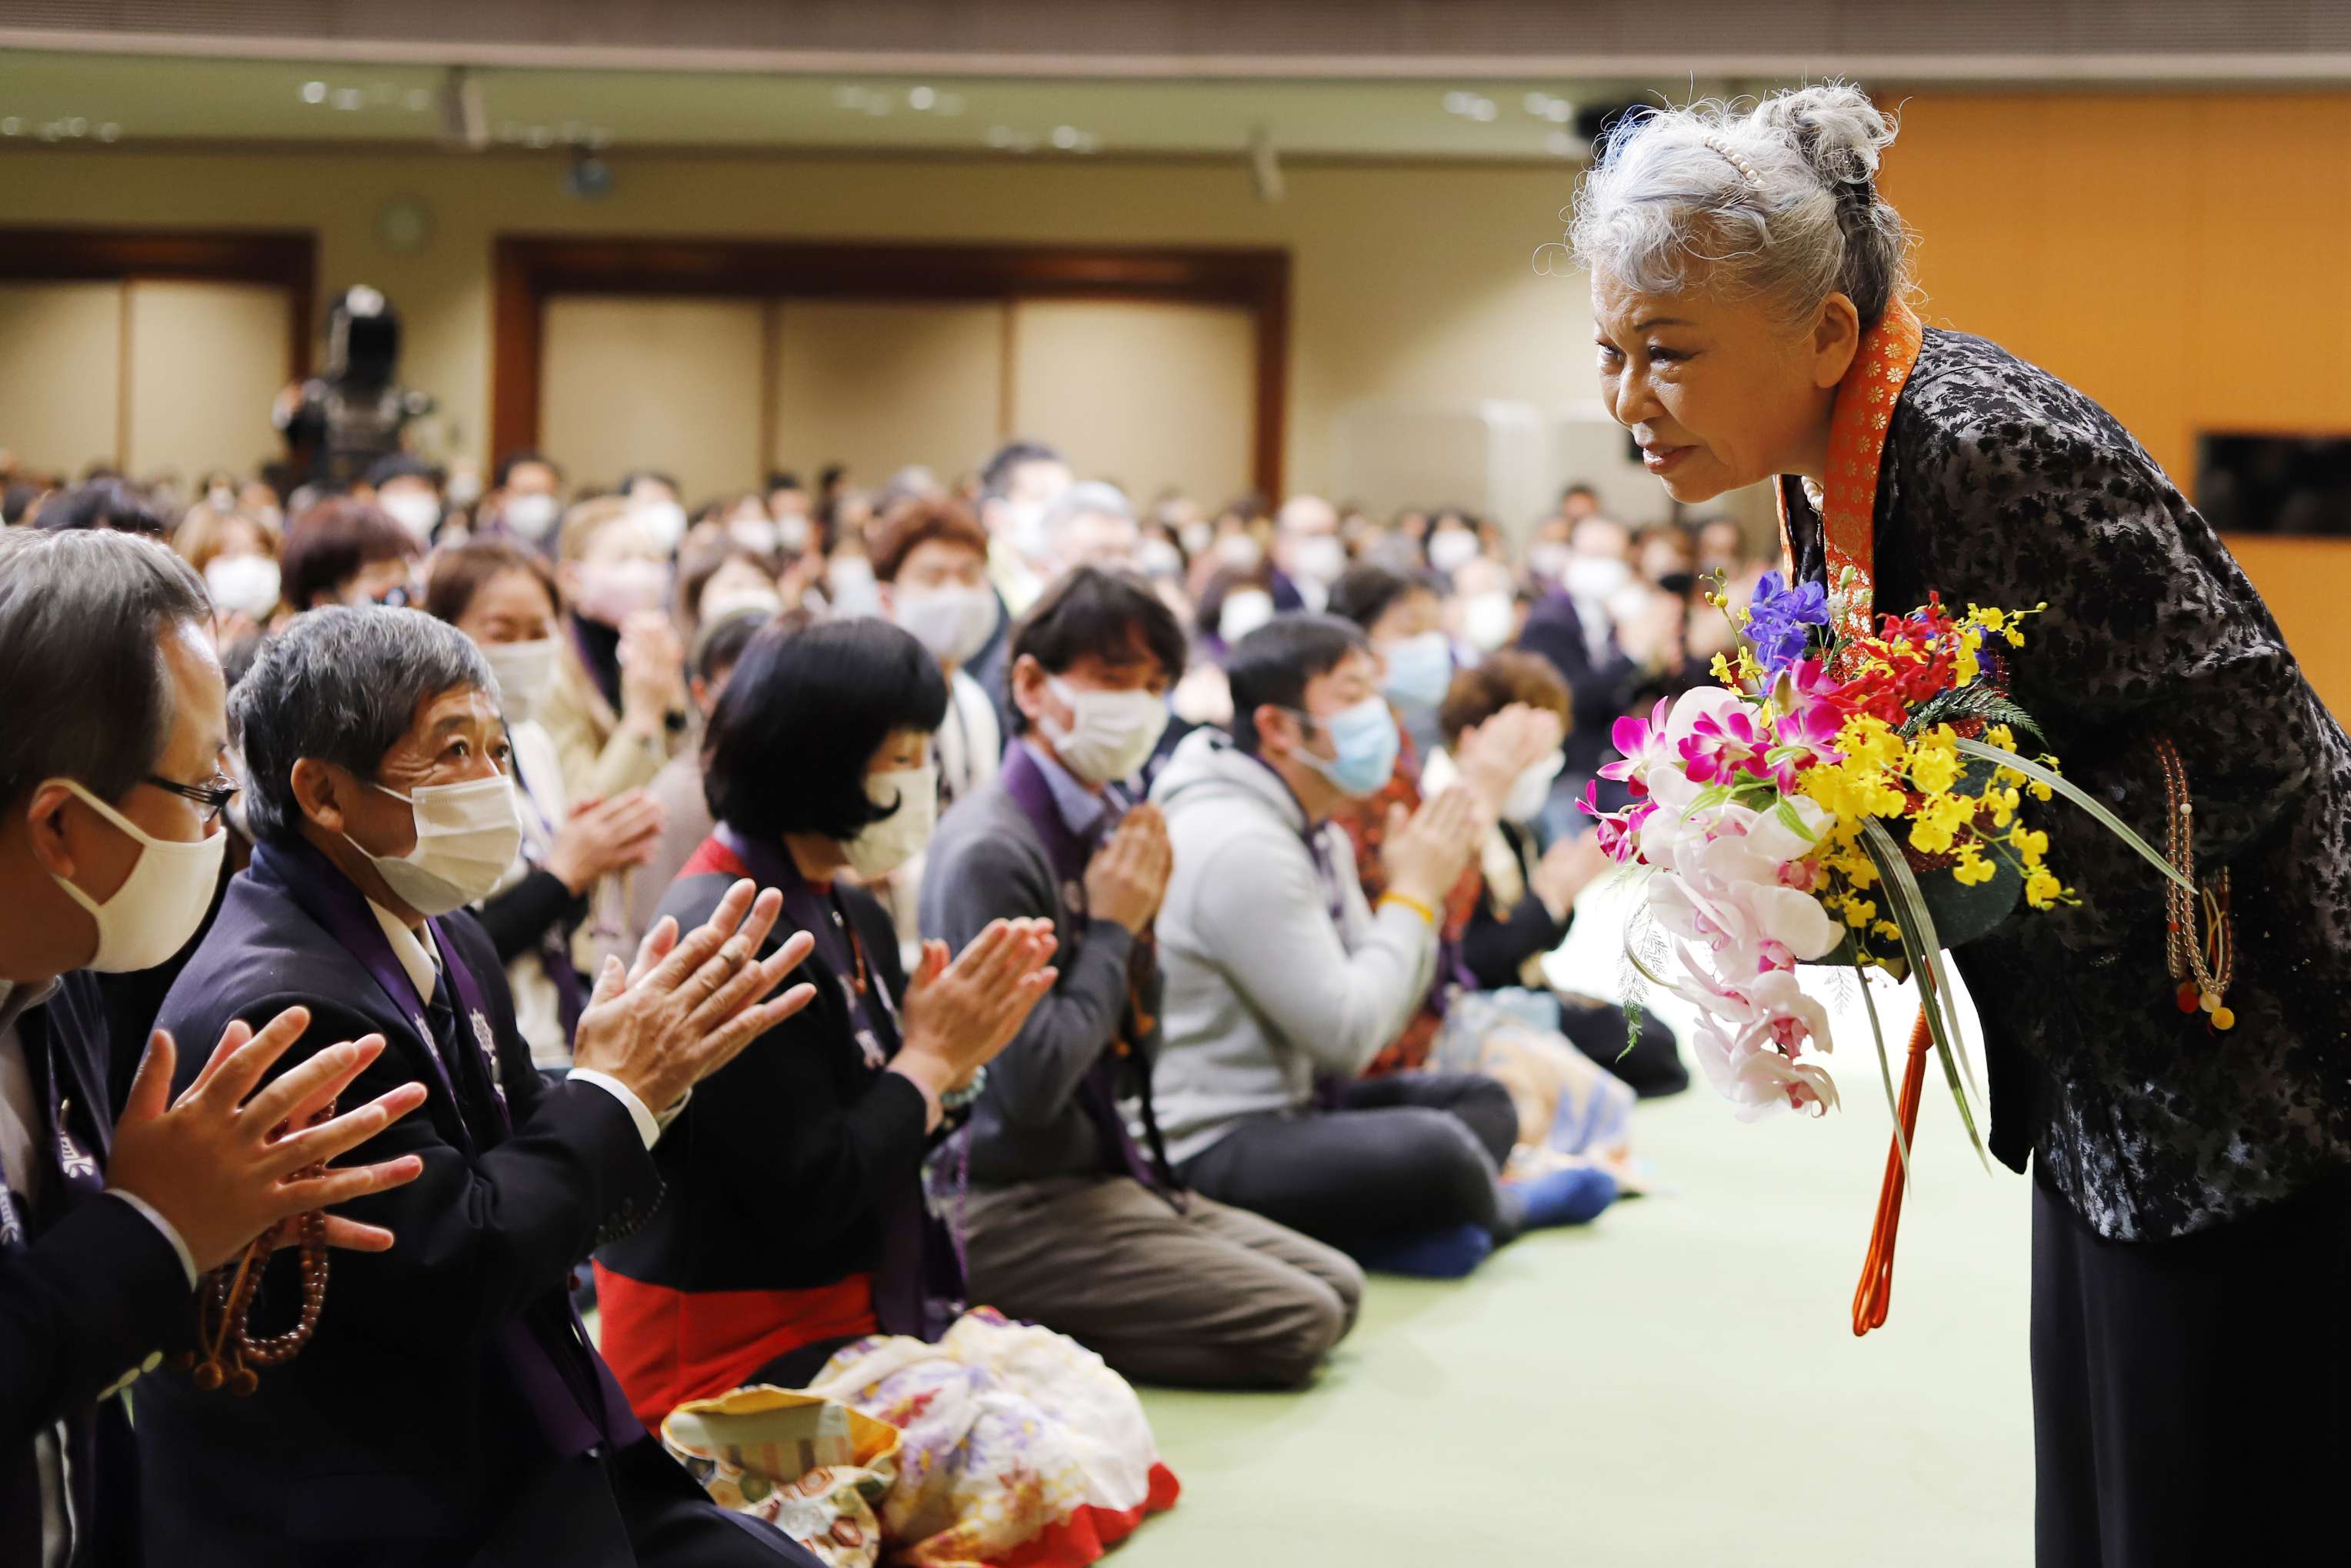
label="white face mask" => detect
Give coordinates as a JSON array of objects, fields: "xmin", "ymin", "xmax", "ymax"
[
  {"xmin": 1289, "ymin": 532, "xmax": 1346, "ymax": 585},
  {"xmin": 380, "ymin": 489, "xmax": 441, "ymax": 543},
  {"xmin": 776, "ymin": 513, "xmax": 814, "ymax": 553},
  {"xmin": 842, "ymin": 763, "xmax": 938, "ymax": 879},
  {"xmin": 1042, "ymin": 676, "xmax": 1169, "ymax": 786},
  {"xmin": 445, "ymin": 467, "xmax": 484, "ymax": 507},
  {"xmin": 1503, "ymin": 749, "xmax": 1566, "ymax": 825},
  {"xmin": 1429, "ymin": 529, "xmax": 1482, "ymax": 574},
  {"xmin": 700, "ymin": 588, "xmax": 785, "ymax": 626},
  {"xmin": 347, "ymin": 773, "xmax": 522, "ymax": 917},
  {"xmin": 205, "ymin": 554, "xmax": 282, "ymax": 619},
  {"xmin": 729, "ymin": 515, "xmax": 782, "ymax": 555},
  {"xmin": 1179, "ymin": 521, "xmax": 1214, "ymax": 557},
  {"xmin": 1462, "ymin": 590, "xmax": 1517, "ymax": 652},
  {"xmin": 502, "ymin": 492, "xmax": 561, "ymax": 542},
  {"xmin": 634, "ymin": 499, "xmax": 689, "ymax": 552},
  {"xmin": 482, "ymin": 637, "xmax": 559, "ymax": 725},
  {"xmin": 1564, "ymin": 555, "xmax": 1632, "ymax": 602},
  {"xmin": 1214, "ymin": 532, "xmax": 1263, "ymax": 573},
  {"xmin": 1218, "ymin": 587, "xmax": 1276, "ymax": 646},
  {"xmin": 894, "ymin": 584, "xmax": 998, "ymax": 669},
  {"xmin": 45, "ymin": 779, "xmax": 227, "ymax": 972},
  {"xmin": 578, "ymin": 558, "xmax": 669, "ymax": 625}
]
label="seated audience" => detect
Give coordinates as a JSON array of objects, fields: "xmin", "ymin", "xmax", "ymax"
[
  {"xmin": 679, "ymin": 540, "xmax": 787, "ymax": 637},
  {"xmin": 1268, "ymin": 494, "xmax": 1345, "ymax": 612},
  {"xmin": 138, "ymin": 604, "xmax": 824, "ymax": 1566},
  {"xmin": 1039, "ymin": 479, "xmax": 1143, "ymax": 576},
  {"xmin": 975, "ymin": 439, "xmax": 1075, "ymax": 622},
  {"xmin": 624, "ymin": 608, "xmax": 779, "ymax": 960},
  {"xmin": 173, "ymin": 500, "xmax": 283, "ymax": 631},
  {"xmin": 922, "ymin": 569, "xmax": 1362, "ymax": 1389},
  {"xmin": 594, "ymin": 616, "xmax": 1185, "ymax": 1565},
  {"xmin": 1430, "ymin": 654, "xmax": 1688, "ymax": 1098},
  {"xmin": 595, "ymin": 616, "xmax": 1057, "ymax": 1403},
  {"xmin": 279, "ymin": 496, "xmax": 422, "ymax": 612},
  {"xmin": 481, "ymin": 449, "xmax": 565, "ymax": 548},
  {"xmin": 545, "ymin": 496, "xmax": 689, "ymax": 804},
  {"xmin": 1151, "ymin": 616, "xmax": 1609, "ymax": 1279},
  {"xmin": 426, "ymin": 539, "xmax": 666, "ymax": 1067},
  {"xmin": 363, "ymin": 453, "xmax": 448, "ymax": 547},
  {"xmin": 872, "ymin": 498, "xmax": 1005, "ymax": 812},
  {"xmin": 1329, "ymin": 563, "xmax": 1456, "ymax": 762},
  {"xmin": 1, "ymin": 529, "xmax": 428, "ymax": 1568}
]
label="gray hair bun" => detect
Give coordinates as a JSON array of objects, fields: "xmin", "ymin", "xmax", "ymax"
[{"xmin": 1569, "ymin": 82, "xmax": 1911, "ymax": 325}]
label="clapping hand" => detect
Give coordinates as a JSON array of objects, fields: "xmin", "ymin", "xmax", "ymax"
[
  {"xmin": 108, "ymin": 1010, "xmax": 432, "ymax": 1273},
  {"xmin": 1454, "ymin": 702, "xmax": 1567, "ymax": 819},
  {"xmin": 571, "ymin": 879, "xmax": 820, "ymax": 1113},
  {"xmin": 891, "ymin": 919, "xmax": 1059, "ymax": 1126}
]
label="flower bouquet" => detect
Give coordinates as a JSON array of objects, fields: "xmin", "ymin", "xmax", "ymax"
[{"xmin": 1580, "ymin": 569, "xmax": 2193, "ymax": 1180}]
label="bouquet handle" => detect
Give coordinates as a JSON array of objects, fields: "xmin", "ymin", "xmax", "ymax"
[{"xmin": 1852, "ymin": 1006, "xmax": 1933, "ymax": 1336}]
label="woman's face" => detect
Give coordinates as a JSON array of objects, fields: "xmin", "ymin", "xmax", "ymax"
[
  {"xmin": 212, "ymin": 516, "xmax": 268, "ymax": 564},
  {"xmin": 1591, "ymin": 266, "xmax": 1859, "ymax": 503},
  {"xmin": 456, "ymin": 567, "xmax": 559, "ymax": 647},
  {"xmin": 867, "ymin": 726, "xmax": 932, "ymax": 777}
]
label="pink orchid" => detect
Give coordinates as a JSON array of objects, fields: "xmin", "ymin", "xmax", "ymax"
[
  {"xmin": 1674, "ymin": 947, "xmax": 1839, "ymax": 1119},
  {"xmin": 1597, "ymin": 697, "xmax": 1673, "ymax": 798},
  {"xmin": 1764, "ymin": 657, "xmax": 1851, "ymax": 789},
  {"xmin": 1678, "ymin": 708, "xmax": 1773, "ymax": 786},
  {"xmin": 1578, "ymin": 782, "xmax": 1656, "ymax": 864}
]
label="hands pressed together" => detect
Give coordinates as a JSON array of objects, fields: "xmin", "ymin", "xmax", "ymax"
[{"xmin": 892, "ymin": 918, "xmax": 1060, "ymax": 1126}]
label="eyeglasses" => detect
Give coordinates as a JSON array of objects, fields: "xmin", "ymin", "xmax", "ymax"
[{"xmin": 145, "ymin": 772, "xmax": 241, "ymax": 827}]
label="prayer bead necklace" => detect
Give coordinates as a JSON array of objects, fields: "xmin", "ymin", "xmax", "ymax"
[{"xmin": 175, "ymin": 1099, "xmax": 335, "ymax": 1396}]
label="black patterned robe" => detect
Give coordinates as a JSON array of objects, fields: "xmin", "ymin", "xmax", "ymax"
[{"xmin": 1784, "ymin": 327, "xmax": 2351, "ymax": 1241}]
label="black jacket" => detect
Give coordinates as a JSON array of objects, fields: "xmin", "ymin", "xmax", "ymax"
[
  {"xmin": 134, "ymin": 842, "xmax": 683, "ymax": 1565},
  {"xmin": 1, "ymin": 971, "xmax": 185, "ymax": 1568},
  {"xmin": 597, "ymin": 862, "xmax": 935, "ymax": 1311}
]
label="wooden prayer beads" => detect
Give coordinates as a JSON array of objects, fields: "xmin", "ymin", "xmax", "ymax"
[{"xmin": 179, "ymin": 1100, "xmax": 335, "ymax": 1396}]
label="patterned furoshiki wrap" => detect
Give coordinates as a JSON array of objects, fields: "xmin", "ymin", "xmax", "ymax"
[{"xmin": 804, "ymin": 1307, "xmax": 1181, "ymax": 1568}]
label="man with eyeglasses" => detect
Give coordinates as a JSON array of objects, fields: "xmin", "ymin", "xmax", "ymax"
[{"xmin": 0, "ymin": 528, "xmax": 432, "ymax": 1567}]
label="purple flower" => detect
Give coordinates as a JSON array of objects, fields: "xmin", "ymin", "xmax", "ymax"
[{"xmin": 1745, "ymin": 570, "xmax": 1830, "ymax": 674}]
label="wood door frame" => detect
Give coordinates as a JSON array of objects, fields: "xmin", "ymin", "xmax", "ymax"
[
  {"xmin": 492, "ymin": 236, "xmax": 1290, "ymax": 496},
  {"xmin": 0, "ymin": 226, "xmax": 318, "ymax": 384}
]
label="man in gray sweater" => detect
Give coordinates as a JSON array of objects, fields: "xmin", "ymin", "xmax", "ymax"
[
  {"xmin": 1152, "ymin": 616, "xmax": 1608, "ymax": 1278},
  {"xmin": 919, "ymin": 569, "xmax": 1362, "ymax": 1389}
]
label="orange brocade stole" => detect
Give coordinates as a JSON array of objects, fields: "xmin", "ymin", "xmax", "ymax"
[{"xmin": 1772, "ymin": 300, "xmax": 1939, "ymax": 1338}]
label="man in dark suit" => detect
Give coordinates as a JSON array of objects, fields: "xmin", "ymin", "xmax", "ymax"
[
  {"xmin": 138, "ymin": 606, "xmax": 827, "ymax": 1567},
  {"xmin": 1, "ymin": 529, "xmax": 429, "ymax": 1567}
]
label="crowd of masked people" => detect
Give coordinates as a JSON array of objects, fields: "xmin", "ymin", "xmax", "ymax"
[{"xmin": 0, "ymin": 438, "xmax": 1749, "ymax": 1566}]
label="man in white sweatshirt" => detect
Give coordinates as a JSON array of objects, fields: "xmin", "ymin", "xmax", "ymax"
[{"xmin": 1151, "ymin": 616, "xmax": 1609, "ymax": 1277}]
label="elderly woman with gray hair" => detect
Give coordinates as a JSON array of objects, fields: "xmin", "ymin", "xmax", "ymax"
[
  {"xmin": 135, "ymin": 606, "xmax": 829, "ymax": 1566},
  {"xmin": 1571, "ymin": 84, "xmax": 2349, "ymax": 1563}
]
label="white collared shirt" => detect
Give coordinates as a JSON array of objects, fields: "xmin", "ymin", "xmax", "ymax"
[{"xmin": 365, "ymin": 902, "xmax": 662, "ymax": 1149}]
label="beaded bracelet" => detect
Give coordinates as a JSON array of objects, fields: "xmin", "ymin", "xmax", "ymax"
[{"xmin": 939, "ymin": 1066, "xmax": 989, "ymax": 1113}]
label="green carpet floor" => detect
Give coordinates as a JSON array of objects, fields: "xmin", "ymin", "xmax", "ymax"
[{"xmin": 1114, "ymin": 1056, "xmax": 2035, "ymax": 1566}]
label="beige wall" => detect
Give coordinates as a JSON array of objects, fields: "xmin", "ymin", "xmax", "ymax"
[
  {"xmin": 540, "ymin": 295, "xmax": 767, "ymax": 494},
  {"xmin": 773, "ymin": 299, "xmax": 1005, "ymax": 487},
  {"xmin": 122, "ymin": 279, "xmax": 288, "ymax": 479},
  {"xmin": 0, "ymin": 280, "xmax": 122, "ymax": 473},
  {"xmin": 0, "ymin": 146, "xmax": 1594, "ymax": 507},
  {"xmin": 1009, "ymin": 299, "xmax": 1256, "ymax": 504}
]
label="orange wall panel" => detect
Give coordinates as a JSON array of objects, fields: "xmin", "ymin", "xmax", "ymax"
[{"xmin": 1881, "ymin": 91, "xmax": 2351, "ymax": 713}]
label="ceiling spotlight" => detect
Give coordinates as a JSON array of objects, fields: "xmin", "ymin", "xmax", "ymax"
[
  {"xmin": 64, "ymin": 117, "xmax": 86, "ymax": 137},
  {"xmin": 1443, "ymin": 91, "xmax": 1472, "ymax": 115},
  {"xmin": 0, "ymin": 118, "xmax": 21, "ymax": 136},
  {"xmin": 832, "ymin": 85, "xmax": 868, "ymax": 110},
  {"xmin": 332, "ymin": 87, "xmax": 364, "ymax": 111},
  {"xmin": 1050, "ymin": 124, "xmax": 1081, "ymax": 149},
  {"xmin": 301, "ymin": 80, "xmax": 327, "ymax": 105},
  {"xmin": 909, "ymin": 85, "xmax": 936, "ymax": 110},
  {"xmin": 1469, "ymin": 98, "xmax": 1497, "ymax": 122},
  {"xmin": 96, "ymin": 122, "xmax": 120, "ymax": 142},
  {"xmin": 1523, "ymin": 92, "xmax": 1552, "ymax": 115}
]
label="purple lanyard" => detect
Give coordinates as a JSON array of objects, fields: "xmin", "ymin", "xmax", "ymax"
[{"xmin": 258, "ymin": 839, "xmax": 509, "ymax": 1146}]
